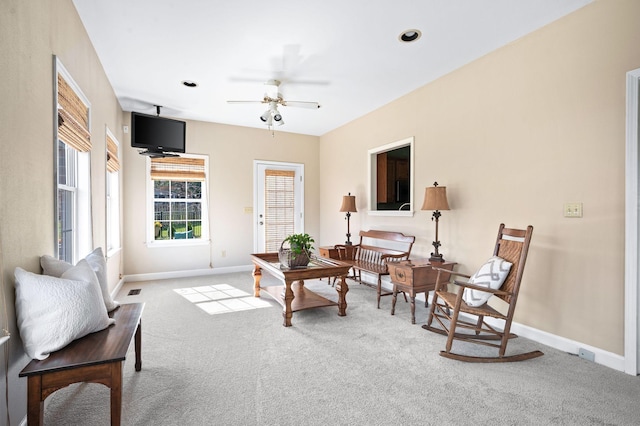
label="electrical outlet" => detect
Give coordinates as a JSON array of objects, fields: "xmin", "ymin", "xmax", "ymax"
[
  {"xmin": 564, "ymin": 203, "xmax": 583, "ymax": 218},
  {"xmin": 578, "ymin": 348, "xmax": 595, "ymax": 362},
  {"xmin": 221, "ymin": 250, "xmax": 227, "ymax": 258}
]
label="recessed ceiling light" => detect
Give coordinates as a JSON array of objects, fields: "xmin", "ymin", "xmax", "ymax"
[
  {"xmin": 182, "ymin": 80, "xmax": 198, "ymax": 88},
  {"xmin": 399, "ymin": 29, "xmax": 422, "ymax": 43}
]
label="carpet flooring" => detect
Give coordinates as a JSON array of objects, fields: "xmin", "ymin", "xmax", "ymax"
[{"xmin": 42, "ymin": 272, "xmax": 640, "ymax": 425}]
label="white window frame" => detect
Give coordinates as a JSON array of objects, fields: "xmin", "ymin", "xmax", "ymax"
[
  {"xmin": 367, "ymin": 136, "xmax": 415, "ymax": 217},
  {"xmin": 55, "ymin": 58, "xmax": 92, "ymax": 262},
  {"xmin": 146, "ymin": 153, "xmax": 210, "ymax": 247},
  {"xmin": 57, "ymin": 141, "xmax": 77, "ymax": 263},
  {"xmin": 106, "ymin": 127, "xmax": 121, "ymax": 256}
]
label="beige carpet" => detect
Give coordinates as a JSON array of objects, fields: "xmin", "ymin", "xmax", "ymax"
[{"xmin": 42, "ymin": 272, "xmax": 640, "ymax": 425}]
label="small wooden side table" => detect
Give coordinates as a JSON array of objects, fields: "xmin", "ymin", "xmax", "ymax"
[
  {"xmin": 388, "ymin": 259, "xmax": 456, "ymax": 324},
  {"xmin": 318, "ymin": 245, "xmax": 357, "ymax": 285},
  {"xmin": 318, "ymin": 245, "xmax": 356, "ymax": 261}
]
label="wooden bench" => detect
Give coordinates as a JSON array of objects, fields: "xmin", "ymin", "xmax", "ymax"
[
  {"xmin": 19, "ymin": 302, "xmax": 144, "ymax": 426},
  {"xmin": 335, "ymin": 230, "xmax": 415, "ymax": 308}
]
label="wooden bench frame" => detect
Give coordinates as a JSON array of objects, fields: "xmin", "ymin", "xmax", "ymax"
[
  {"xmin": 335, "ymin": 230, "xmax": 415, "ymax": 308},
  {"xmin": 19, "ymin": 302, "xmax": 144, "ymax": 426}
]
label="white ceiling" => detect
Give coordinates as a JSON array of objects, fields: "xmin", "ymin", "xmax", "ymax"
[{"xmin": 72, "ymin": 0, "xmax": 592, "ymax": 137}]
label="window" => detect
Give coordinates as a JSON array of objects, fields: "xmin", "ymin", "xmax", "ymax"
[
  {"xmin": 264, "ymin": 169, "xmax": 295, "ymax": 252},
  {"xmin": 147, "ymin": 155, "xmax": 209, "ymax": 245},
  {"xmin": 57, "ymin": 141, "xmax": 77, "ymax": 263},
  {"xmin": 106, "ymin": 129, "xmax": 121, "ymax": 254},
  {"xmin": 55, "ymin": 58, "xmax": 92, "ymax": 262},
  {"xmin": 368, "ymin": 137, "xmax": 415, "ymax": 217}
]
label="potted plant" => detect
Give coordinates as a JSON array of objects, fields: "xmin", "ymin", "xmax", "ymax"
[{"xmin": 279, "ymin": 233, "xmax": 315, "ymax": 268}]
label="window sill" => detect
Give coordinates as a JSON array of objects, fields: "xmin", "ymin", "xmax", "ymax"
[
  {"xmin": 146, "ymin": 239, "xmax": 210, "ymax": 249},
  {"xmin": 368, "ymin": 210, "xmax": 415, "ymax": 218},
  {"xmin": 106, "ymin": 247, "xmax": 122, "ymax": 259}
]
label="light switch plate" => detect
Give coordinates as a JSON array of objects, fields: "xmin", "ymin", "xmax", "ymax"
[{"xmin": 564, "ymin": 203, "xmax": 583, "ymax": 218}]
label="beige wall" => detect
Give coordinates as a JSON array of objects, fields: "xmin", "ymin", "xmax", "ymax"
[
  {"xmin": 122, "ymin": 119, "xmax": 320, "ymax": 275},
  {"xmin": 0, "ymin": 0, "xmax": 124, "ymax": 421},
  {"xmin": 320, "ymin": 0, "xmax": 639, "ymax": 355}
]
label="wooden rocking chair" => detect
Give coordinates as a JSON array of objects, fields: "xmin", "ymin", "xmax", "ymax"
[{"xmin": 422, "ymin": 224, "xmax": 543, "ymax": 362}]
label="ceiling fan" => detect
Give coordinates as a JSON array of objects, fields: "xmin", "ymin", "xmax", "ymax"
[{"xmin": 227, "ymin": 80, "xmax": 320, "ymax": 129}]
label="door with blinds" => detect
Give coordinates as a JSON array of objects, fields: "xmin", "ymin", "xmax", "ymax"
[{"xmin": 254, "ymin": 161, "xmax": 304, "ymax": 252}]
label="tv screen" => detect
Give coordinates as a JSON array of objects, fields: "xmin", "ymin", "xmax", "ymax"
[{"xmin": 131, "ymin": 111, "xmax": 186, "ymax": 153}]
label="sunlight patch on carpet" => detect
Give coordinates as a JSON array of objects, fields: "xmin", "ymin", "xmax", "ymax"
[{"xmin": 174, "ymin": 284, "xmax": 272, "ymax": 315}]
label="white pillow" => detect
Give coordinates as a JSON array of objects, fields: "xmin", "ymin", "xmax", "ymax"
[
  {"xmin": 40, "ymin": 254, "xmax": 72, "ymax": 277},
  {"xmin": 14, "ymin": 261, "xmax": 115, "ymax": 360},
  {"xmin": 462, "ymin": 256, "xmax": 513, "ymax": 307},
  {"xmin": 40, "ymin": 248, "xmax": 120, "ymax": 312},
  {"xmin": 84, "ymin": 248, "xmax": 120, "ymax": 312}
]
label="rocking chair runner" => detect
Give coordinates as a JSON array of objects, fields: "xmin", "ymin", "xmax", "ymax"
[{"xmin": 422, "ymin": 224, "xmax": 543, "ymax": 362}]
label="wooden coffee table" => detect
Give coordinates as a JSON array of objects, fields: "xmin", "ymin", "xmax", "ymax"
[{"xmin": 251, "ymin": 253, "xmax": 352, "ymax": 326}]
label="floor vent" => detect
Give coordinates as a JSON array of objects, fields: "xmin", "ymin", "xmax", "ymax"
[{"xmin": 128, "ymin": 289, "xmax": 141, "ymax": 296}]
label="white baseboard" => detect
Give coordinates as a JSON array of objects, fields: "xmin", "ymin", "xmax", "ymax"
[
  {"xmin": 122, "ymin": 265, "xmax": 254, "ymax": 283},
  {"xmin": 369, "ymin": 272, "xmax": 626, "ymax": 372},
  {"xmin": 505, "ymin": 319, "xmax": 625, "ymax": 372}
]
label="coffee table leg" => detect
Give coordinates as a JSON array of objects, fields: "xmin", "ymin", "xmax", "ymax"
[
  {"xmin": 282, "ymin": 279, "xmax": 294, "ymax": 327},
  {"xmin": 252, "ymin": 264, "xmax": 262, "ymax": 297},
  {"xmin": 336, "ymin": 274, "xmax": 349, "ymax": 316}
]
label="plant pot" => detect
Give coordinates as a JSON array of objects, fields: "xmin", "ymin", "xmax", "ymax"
[{"xmin": 278, "ymin": 242, "xmax": 310, "ymax": 268}]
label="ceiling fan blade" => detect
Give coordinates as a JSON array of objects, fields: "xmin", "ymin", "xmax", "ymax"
[
  {"xmin": 226, "ymin": 100, "xmax": 264, "ymax": 105},
  {"xmin": 282, "ymin": 101, "xmax": 321, "ymax": 109}
]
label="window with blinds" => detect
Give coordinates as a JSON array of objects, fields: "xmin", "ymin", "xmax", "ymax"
[
  {"xmin": 106, "ymin": 130, "xmax": 121, "ymax": 253},
  {"xmin": 106, "ymin": 134, "xmax": 120, "ymax": 173},
  {"xmin": 149, "ymin": 155, "xmax": 208, "ymax": 242},
  {"xmin": 55, "ymin": 59, "xmax": 92, "ymax": 262},
  {"xmin": 264, "ymin": 169, "xmax": 295, "ymax": 252},
  {"xmin": 57, "ymin": 72, "xmax": 91, "ymax": 152}
]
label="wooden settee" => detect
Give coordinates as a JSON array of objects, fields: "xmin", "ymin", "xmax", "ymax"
[{"xmin": 335, "ymin": 230, "xmax": 415, "ymax": 308}]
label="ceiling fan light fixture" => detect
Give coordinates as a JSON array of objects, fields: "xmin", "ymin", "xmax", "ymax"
[
  {"xmin": 259, "ymin": 110, "xmax": 271, "ymax": 123},
  {"xmin": 399, "ymin": 29, "xmax": 422, "ymax": 43}
]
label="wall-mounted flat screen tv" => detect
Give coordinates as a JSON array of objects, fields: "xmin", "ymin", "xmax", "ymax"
[{"xmin": 131, "ymin": 111, "xmax": 186, "ymax": 153}]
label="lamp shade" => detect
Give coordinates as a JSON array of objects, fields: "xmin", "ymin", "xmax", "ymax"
[
  {"xmin": 339, "ymin": 193, "xmax": 357, "ymax": 212},
  {"xmin": 421, "ymin": 184, "xmax": 449, "ymax": 211}
]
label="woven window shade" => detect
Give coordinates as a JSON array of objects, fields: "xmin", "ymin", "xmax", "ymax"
[
  {"xmin": 150, "ymin": 157, "xmax": 206, "ymax": 181},
  {"xmin": 57, "ymin": 73, "xmax": 91, "ymax": 152},
  {"xmin": 106, "ymin": 135, "xmax": 120, "ymax": 172},
  {"xmin": 264, "ymin": 169, "xmax": 295, "ymax": 252}
]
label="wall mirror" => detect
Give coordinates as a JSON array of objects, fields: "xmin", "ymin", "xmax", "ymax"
[{"xmin": 367, "ymin": 136, "xmax": 414, "ymax": 217}]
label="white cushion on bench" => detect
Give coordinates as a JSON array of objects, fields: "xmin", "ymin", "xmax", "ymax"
[
  {"xmin": 14, "ymin": 260, "xmax": 115, "ymax": 360},
  {"xmin": 41, "ymin": 247, "xmax": 120, "ymax": 312}
]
